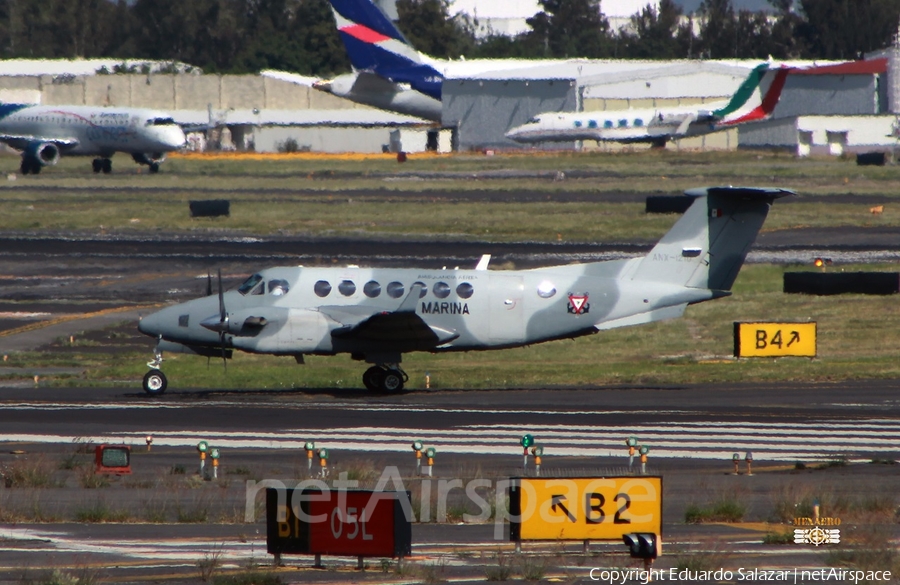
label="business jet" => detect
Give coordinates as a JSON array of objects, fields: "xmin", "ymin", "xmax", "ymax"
[
  {"xmin": 505, "ymin": 63, "xmax": 791, "ymax": 147},
  {"xmin": 0, "ymin": 104, "xmax": 187, "ymax": 174},
  {"xmin": 137, "ymin": 186, "xmax": 791, "ymax": 395}
]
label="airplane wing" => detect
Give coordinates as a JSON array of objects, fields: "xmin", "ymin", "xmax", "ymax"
[
  {"xmin": 0, "ymin": 134, "xmax": 79, "ymax": 151},
  {"xmin": 325, "ymin": 283, "xmax": 459, "ymax": 350},
  {"xmin": 674, "ymin": 113, "xmax": 697, "ymax": 136}
]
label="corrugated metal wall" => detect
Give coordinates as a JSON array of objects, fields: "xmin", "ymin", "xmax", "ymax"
[
  {"xmin": 442, "ymin": 79, "xmax": 577, "ymax": 150},
  {"xmin": 773, "ymin": 75, "xmax": 879, "ymax": 117}
]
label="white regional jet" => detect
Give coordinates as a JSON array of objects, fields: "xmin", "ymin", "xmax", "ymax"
[
  {"xmin": 0, "ymin": 104, "xmax": 187, "ymax": 174},
  {"xmin": 137, "ymin": 186, "xmax": 791, "ymax": 395},
  {"xmin": 505, "ymin": 63, "xmax": 791, "ymax": 147}
]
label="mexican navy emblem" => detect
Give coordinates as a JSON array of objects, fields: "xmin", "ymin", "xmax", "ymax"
[{"xmin": 567, "ymin": 293, "xmax": 589, "ymax": 315}]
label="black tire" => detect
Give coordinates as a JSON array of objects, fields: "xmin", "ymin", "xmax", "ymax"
[
  {"xmin": 149, "ymin": 162, "xmax": 160, "ymax": 173},
  {"xmin": 19, "ymin": 159, "xmax": 29, "ymax": 175},
  {"xmin": 101, "ymin": 159, "xmax": 112, "ymax": 174},
  {"xmin": 382, "ymin": 369, "xmax": 404, "ymax": 392},
  {"xmin": 143, "ymin": 369, "xmax": 167, "ymax": 395},
  {"xmin": 362, "ymin": 366, "xmax": 384, "ymax": 391},
  {"xmin": 92, "ymin": 159, "xmax": 102, "ymax": 173}
]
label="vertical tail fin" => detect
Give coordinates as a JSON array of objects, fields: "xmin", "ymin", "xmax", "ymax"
[
  {"xmin": 718, "ymin": 65, "xmax": 791, "ymax": 126},
  {"xmin": 328, "ymin": 0, "xmax": 444, "ymax": 100},
  {"xmin": 632, "ymin": 187, "xmax": 793, "ymax": 291}
]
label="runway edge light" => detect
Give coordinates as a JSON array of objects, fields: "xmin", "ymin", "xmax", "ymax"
[{"xmin": 623, "ymin": 533, "xmax": 659, "ymax": 559}]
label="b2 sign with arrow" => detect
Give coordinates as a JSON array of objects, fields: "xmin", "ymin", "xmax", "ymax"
[
  {"xmin": 734, "ymin": 322, "xmax": 817, "ymax": 358},
  {"xmin": 509, "ymin": 477, "xmax": 662, "ymax": 541}
]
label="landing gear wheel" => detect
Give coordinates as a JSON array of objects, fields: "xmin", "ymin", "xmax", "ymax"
[
  {"xmin": 20, "ymin": 158, "xmax": 39, "ymax": 175},
  {"xmin": 382, "ymin": 369, "xmax": 404, "ymax": 393},
  {"xmin": 149, "ymin": 162, "xmax": 160, "ymax": 173},
  {"xmin": 362, "ymin": 366, "xmax": 385, "ymax": 392},
  {"xmin": 92, "ymin": 158, "xmax": 102, "ymax": 173},
  {"xmin": 143, "ymin": 369, "xmax": 167, "ymax": 395},
  {"xmin": 101, "ymin": 158, "xmax": 112, "ymax": 174}
]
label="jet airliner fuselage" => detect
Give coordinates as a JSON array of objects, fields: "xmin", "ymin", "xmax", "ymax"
[{"xmin": 0, "ymin": 104, "xmax": 186, "ymax": 174}]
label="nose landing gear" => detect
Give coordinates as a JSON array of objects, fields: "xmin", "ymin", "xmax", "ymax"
[{"xmin": 143, "ymin": 346, "xmax": 167, "ymax": 395}]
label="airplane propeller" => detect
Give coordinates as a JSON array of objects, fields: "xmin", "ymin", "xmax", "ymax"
[{"xmin": 206, "ymin": 272, "xmax": 212, "ymax": 297}]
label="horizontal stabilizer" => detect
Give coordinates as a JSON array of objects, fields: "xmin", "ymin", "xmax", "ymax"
[
  {"xmin": 595, "ymin": 304, "xmax": 687, "ymax": 331},
  {"xmin": 683, "ymin": 186, "xmax": 795, "ymax": 200}
]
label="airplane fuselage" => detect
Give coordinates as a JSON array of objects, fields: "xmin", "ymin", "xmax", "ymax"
[
  {"xmin": 140, "ymin": 262, "xmax": 712, "ymax": 359},
  {"xmin": 0, "ymin": 104, "xmax": 187, "ymax": 157},
  {"xmin": 505, "ymin": 108, "xmax": 720, "ymax": 145}
]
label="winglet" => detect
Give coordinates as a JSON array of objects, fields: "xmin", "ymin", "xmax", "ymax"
[
  {"xmin": 398, "ymin": 282, "xmax": 425, "ymax": 312},
  {"xmin": 475, "ymin": 254, "xmax": 491, "ymax": 271}
]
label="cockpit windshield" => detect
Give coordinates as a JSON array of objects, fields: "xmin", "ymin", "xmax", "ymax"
[
  {"xmin": 147, "ymin": 117, "xmax": 177, "ymax": 126},
  {"xmin": 238, "ymin": 273, "xmax": 264, "ymax": 295},
  {"xmin": 525, "ymin": 117, "xmax": 540, "ymax": 125}
]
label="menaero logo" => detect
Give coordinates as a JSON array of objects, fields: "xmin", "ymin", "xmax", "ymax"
[{"xmin": 793, "ymin": 516, "xmax": 841, "ymax": 546}]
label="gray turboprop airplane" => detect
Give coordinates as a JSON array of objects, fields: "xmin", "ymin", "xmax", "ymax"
[{"xmin": 137, "ymin": 186, "xmax": 791, "ymax": 395}]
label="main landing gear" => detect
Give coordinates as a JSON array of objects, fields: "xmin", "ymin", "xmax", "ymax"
[
  {"xmin": 362, "ymin": 365, "xmax": 408, "ymax": 392},
  {"xmin": 20, "ymin": 157, "xmax": 41, "ymax": 175},
  {"xmin": 143, "ymin": 349, "xmax": 167, "ymax": 395},
  {"xmin": 92, "ymin": 158, "xmax": 112, "ymax": 174}
]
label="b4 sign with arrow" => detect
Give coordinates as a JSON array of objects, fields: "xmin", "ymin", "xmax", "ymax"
[
  {"xmin": 509, "ymin": 477, "xmax": 662, "ymax": 541},
  {"xmin": 734, "ymin": 322, "xmax": 817, "ymax": 358}
]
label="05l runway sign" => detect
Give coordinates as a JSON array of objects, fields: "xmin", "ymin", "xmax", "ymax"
[
  {"xmin": 509, "ymin": 477, "xmax": 662, "ymax": 541},
  {"xmin": 734, "ymin": 322, "xmax": 817, "ymax": 358}
]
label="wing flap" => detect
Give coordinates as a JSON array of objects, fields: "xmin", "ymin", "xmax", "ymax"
[{"xmin": 332, "ymin": 310, "xmax": 458, "ymax": 347}]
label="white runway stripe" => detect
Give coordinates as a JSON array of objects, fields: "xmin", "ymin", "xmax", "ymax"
[{"xmin": 2, "ymin": 415, "xmax": 899, "ymax": 461}]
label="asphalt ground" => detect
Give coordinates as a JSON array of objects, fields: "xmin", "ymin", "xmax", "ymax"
[{"xmin": 0, "ymin": 383, "xmax": 898, "ymax": 584}]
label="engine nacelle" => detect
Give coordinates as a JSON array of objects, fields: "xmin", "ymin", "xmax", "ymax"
[
  {"xmin": 131, "ymin": 152, "xmax": 167, "ymax": 166},
  {"xmin": 24, "ymin": 142, "xmax": 60, "ymax": 166}
]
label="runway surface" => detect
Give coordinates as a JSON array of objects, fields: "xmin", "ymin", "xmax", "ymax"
[{"xmin": 2, "ymin": 381, "xmax": 899, "ymax": 463}]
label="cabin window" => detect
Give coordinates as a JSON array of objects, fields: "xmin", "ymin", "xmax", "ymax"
[
  {"xmin": 364, "ymin": 280, "xmax": 381, "ymax": 298},
  {"xmin": 588, "ymin": 120, "xmax": 598, "ymax": 128},
  {"xmin": 268, "ymin": 279, "xmax": 289, "ymax": 296},
  {"xmin": 618, "ymin": 119, "xmax": 628, "ymax": 128},
  {"xmin": 433, "ymin": 282, "xmax": 451, "ymax": 299},
  {"xmin": 413, "ymin": 281, "xmax": 427, "ymax": 298},
  {"xmin": 537, "ymin": 281, "xmax": 557, "ymax": 299},
  {"xmin": 574, "ymin": 120, "xmax": 583, "ymax": 128},
  {"xmin": 314, "ymin": 280, "xmax": 332, "ymax": 297},
  {"xmin": 238, "ymin": 273, "xmax": 264, "ymax": 296},
  {"xmin": 604, "ymin": 120, "xmax": 613, "ymax": 128},
  {"xmin": 634, "ymin": 119, "xmax": 644, "ymax": 127},
  {"xmin": 456, "ymin": 282, "xmax": 474, "ymax": 299},
  {"xmin": 338, "ymin": 280, "xmax": 356, "ymax": 296},
  {"xmin": 178, "ymin": 315, "xmax": 189, "ymax": 327},
  {"xmin": 387, "ymin": 281, "xmax": 404, "ymax": 299}
]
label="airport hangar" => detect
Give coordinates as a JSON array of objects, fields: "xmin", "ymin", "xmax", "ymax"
[{"xmin": 0, "ymin": 56, "xmax": 897, "ymax": 156}]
